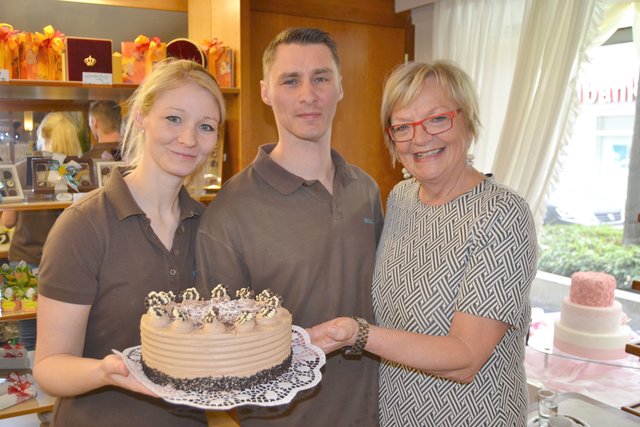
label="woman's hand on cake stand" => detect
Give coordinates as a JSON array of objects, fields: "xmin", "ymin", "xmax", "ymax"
[
  {"xmin": 103, "ymin": 354, "xmax": 159, "ymax": 397},
  {"xmin": 307, "ymin": 317, "xmax": 359, "ymax": 354}
]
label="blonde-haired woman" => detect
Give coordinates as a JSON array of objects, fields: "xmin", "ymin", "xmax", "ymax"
[
  {"xmin": 36, "ymin": 112, "xmax": 83, "ymax": 156},
  {"xmin": 1, "ymin": 112, "xmax": 83, "ymax": 351},
  {"xmin": 33, "ymin": 59, "xmax": 225, "ymax": 427}
]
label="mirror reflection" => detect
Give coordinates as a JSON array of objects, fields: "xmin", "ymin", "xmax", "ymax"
[{"xmin": 0, "ymin": 110, "xmax": 90, "ymax": 165}]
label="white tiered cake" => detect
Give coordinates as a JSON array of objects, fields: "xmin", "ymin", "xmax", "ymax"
[{"xmin": 553, "ymin": 272, "xmax": 632, "ymax": 360}]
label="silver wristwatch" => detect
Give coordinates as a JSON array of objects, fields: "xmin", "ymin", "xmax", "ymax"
[{"xmin": 344, "ymin": 316, "xmax": 370, "ymax": 356}]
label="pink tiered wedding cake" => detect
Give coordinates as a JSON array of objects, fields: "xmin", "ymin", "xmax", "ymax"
[{"xmin": 553, "ymin": 272, "xmax": 632, "ymax": 360}]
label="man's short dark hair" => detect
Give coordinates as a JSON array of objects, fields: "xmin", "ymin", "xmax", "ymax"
[
  {"xmin": 262, "ymin": 27, "xmax": 341, "ymax": 79},
  {"xmin": 89, "ymin": 100, "xmax": 122, "ymax": 133}
]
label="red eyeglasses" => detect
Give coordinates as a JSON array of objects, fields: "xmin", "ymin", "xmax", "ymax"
[{"xmin": 387, "ymin": 109, "xmax": 461, "ymax": 143}]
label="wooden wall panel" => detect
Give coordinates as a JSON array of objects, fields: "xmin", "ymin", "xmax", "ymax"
[
  {"xmin": 250, "ymin": 0, "xmax": 408, "ymax": 28},
  {"xmin": 247, "ymin": 9, "xmax": 406, "ymax": 205}
]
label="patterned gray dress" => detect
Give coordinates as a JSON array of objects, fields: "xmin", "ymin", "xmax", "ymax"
[{"xmin": 372, "ymin": 177, "xmax": 537, "ymax": 427}]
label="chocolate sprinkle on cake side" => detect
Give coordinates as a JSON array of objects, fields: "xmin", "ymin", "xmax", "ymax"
[{"xmin": 141, "ymin": 352, "xmax": 293, "ymax": 393}]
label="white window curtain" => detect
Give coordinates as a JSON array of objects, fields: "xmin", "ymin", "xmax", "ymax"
[
  {"xmin": 431, "ymin": 0, "xmax": 625, "ymax": 231},
  {"xmin": 432, "ymin": 0, "xmax": 526, "ymax": 174},
  {"xmin": 491, "ymin": 0, "xmax": 607, "ymax": 231}
]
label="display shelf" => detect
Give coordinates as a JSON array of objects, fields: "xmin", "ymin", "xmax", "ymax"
[
  {"xmin": 0, "ymin": 360, "xmax": 54, "ymax": 420},
  {"xmin": 0, "ymin": 386, "xmax": 54, "ymax": 420},
  {"xmin": 0, "ymin": 310, "xmax": 37, "ymax": 322},
  {"xmin": 0, "ymin": 200, "xmax": 71, "ymax": 211},
  {"xmin": 0, "ymin": 80, "xmax": 239, "ymax": 111},
  {"xmin": 1, "ymin": 194, "xmax": 216, "ymax": 211}
]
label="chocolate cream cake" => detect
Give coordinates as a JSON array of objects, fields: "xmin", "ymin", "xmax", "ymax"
[{"xmin": 140, "ymin": 285, "xmax": 292, "ymax": 392}]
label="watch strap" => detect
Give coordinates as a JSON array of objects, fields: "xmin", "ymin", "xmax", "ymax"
[{"xmin": 344, "ymin": 316, "xmax": 369, "ymax": 356}]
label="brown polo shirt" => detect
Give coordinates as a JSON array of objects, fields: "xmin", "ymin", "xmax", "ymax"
[
  {"xmin": 80, "ymin": 142, "xmax": 121, "ymax": 161},
  {"xmin": 39, "ymin": 169, "xmax": 206, "ymax": 426},
  {"xmin": 8, "ymin": 209, "xmax": 61, "ymax": 265},
  {"xmin": 197, "ymin": 144, "xmax": 383, "ymax": 426}
]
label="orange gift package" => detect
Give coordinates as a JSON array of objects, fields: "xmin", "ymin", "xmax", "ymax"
[
  {"xmin": 202, "ymin": 38, "xmax": 234, "ymax": 88},
  {"xmin": 121, "ymin": 35, "xmax": 166, "ymax": 84},
  {"xmin": 0, "ymin": 23, "xmax": 21, "ymax": 79},
  {"xmin": 21, "ymin": 25, "xmax": 65, "ymax": 80}
]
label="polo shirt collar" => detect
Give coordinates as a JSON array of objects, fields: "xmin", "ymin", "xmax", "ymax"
[
  {"xmin": 104, "ymin": 167, "xmax": 201, "ymax": 221},
  {"xmin": 253, "ymin": 143, "xmax": 358, "ymax": 195}
]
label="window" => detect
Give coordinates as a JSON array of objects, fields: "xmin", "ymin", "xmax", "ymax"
[{"xmin": 539, "ymin": 29, "xmax": 640, "ymax": 291}]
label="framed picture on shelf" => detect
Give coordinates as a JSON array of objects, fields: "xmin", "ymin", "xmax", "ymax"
[
  {"xmin": 95, "ymin": 161, "xmax": 126, "ymax": 188},
  {"xmin": 0, "ymin": 164, "xmax": 24, "ymax": 203},
  {"xmin": 32, "ymin": 157, "xmax": 96, "ymax": 195}
]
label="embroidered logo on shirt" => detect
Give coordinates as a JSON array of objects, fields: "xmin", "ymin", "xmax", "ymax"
[{"xmin": 364, "ymin": 218, "xmax": 374, "ymax": 224}]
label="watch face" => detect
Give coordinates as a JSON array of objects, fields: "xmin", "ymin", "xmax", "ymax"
[
  {"xmin": 3, "ymin": 170, "xmax": 12, "ymax": 179},
  {"xmin": 5, "ymin": 179, "xmax": 14, "ymax": 188}
]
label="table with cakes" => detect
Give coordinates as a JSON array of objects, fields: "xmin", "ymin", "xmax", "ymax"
[{"xmin": 525, "ymin": 272, "xmax": 640, "ymax": 426}]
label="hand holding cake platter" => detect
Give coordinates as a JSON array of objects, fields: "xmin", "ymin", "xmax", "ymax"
[{"xmin": 115, "ymin": 286, "xmax": 326, "ymax": 410}]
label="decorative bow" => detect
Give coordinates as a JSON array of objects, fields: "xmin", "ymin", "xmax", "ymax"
[
  {"xmin": 32, "ymin": 25, "xmax": 65, "ymax": 54},
  {"xmin": 201, "ymin": 38, "xmax": 231, "ymax": 68},
  {"xmin": 7, "ymin": 373, "xmax": 34, "ymax": 398},
  {"xmin": 0, "ymin": 24, "xmax": 19, "ymax": 50},
  {"xmin": 201, "ymin": 38, "xmax": 225, "ymax": 55},
  {"xmin": 134, "ymin": 35, "xmax": 162, "ymax": 56},
  {"xmin": 47, "ymin": 153, "xmax": 82, "ymax": 192}
]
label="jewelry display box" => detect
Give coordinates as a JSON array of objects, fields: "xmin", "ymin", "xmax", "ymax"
[
  {"xmin": 0, "ymin": 164, "xmax": 24, "ymax": 203},
  {"xmin": 65, "ymin": 36, "xmax": 113, "ymax": 82}
]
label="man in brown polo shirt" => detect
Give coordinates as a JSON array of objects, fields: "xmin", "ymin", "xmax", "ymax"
[{"xmin": 197, "ymin": 27, "xmax": 383, "ymax": 426}]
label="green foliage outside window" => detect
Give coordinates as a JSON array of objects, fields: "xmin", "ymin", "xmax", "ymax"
[{"xmin": 538, "ymin": 225, "xmax": 640, "ymax": 289}]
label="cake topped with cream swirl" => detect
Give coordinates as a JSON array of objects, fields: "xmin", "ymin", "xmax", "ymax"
[{"xmin": 144, "ymin": 286, "xmax": 285, "ymax": 329}]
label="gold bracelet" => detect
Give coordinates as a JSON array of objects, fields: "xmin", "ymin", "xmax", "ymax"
[{"xmin": 344, "ymin": 316, "xmax": 369, "ymax": 356}]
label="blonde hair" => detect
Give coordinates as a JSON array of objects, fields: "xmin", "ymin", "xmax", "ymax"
[
  {"xmin": 36, "ymin": 112, "xmax": 83, "ymax": 156},
  {"xmin": 120, "ymin": 58, "xmax": 226, "ymax": 194},
  {"xmin": 380, "ymin": 61, "xmax": 481, "ymax": 164}
]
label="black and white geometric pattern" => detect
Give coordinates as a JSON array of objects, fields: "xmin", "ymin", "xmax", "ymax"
[{"xmin": 372, "ymin": 177, "xmax": 537, "ymax": 427}]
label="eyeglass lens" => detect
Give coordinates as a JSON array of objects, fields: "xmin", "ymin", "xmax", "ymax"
[{"xmin": 390, "ymin": 113, "xmax": 453, "ymax": 142}]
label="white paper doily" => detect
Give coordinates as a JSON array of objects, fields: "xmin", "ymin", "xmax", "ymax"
[{"xmin": 115, "ymin": 325, "xmax": 326, "ymax": 410}]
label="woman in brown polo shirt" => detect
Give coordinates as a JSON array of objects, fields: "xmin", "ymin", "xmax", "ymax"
[{"xmin": 33, "ymin": 59, "xmax": 226, "ymax": 427}]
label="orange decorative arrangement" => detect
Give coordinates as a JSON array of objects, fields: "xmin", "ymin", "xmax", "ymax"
[
  {"xmin": 121, "ymin": 35, "xmax": 166, "ymax": 84},
  {"xmin": 0, "ymin": 23, "xmax": 21, "ymax": 78},
  {"xmin": 21, "ymin": 25, "xmax": 65, "ymax": 80},
  {"xmin": 201, "ymin": 38, "xmax": 234, "ymax": 88}
]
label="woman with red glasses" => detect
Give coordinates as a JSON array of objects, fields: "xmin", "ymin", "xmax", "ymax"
[{"xmin": 309, "ymin": 61, "xmax": 537, "ymax": 427}]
